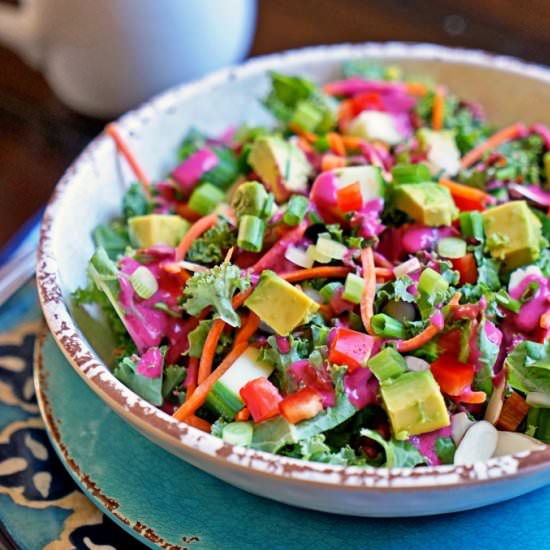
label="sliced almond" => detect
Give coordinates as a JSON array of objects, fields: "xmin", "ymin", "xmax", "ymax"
[
  {"xmin": 451, "ymin": 412, "xmax": 475, "ymax": 445},
  {"xmin": 493, "ymin": 431, "xmax": 544, "ymax": 457},
  {"xmin": 454, "ymin": 421, "xmax": 498, "ymax": 465},
  {"xmin": 484, "ymin": 377, "xmax": 506, "ymax": 425},
  {"xmin": 404, "ymin": 356, "xmax": 430, "ymax": 372}
]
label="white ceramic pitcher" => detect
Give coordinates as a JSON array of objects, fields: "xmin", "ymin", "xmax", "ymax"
[{"xmin": 0, "ymin": 0, "xmax": 257, "ymax": 117}]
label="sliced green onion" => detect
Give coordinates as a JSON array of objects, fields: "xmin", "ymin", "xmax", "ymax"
[
  {"xmin": 370, "ymin": 313, "xmax": 407, "ymax": 339},
  {"xmin": 283, "ymin": 195, "xmax": 309, "ymax": 226},
  {"xmin": 231, "ymin": 181, "xmax": 269, "ymax": 219},
  {"xmin": 418, "ymin": 267, "xmax": 449, "ymax": 296},
  {"xmin": 391, "ymin": 163, "xmax": 431, "ymax": 184},
  {"xmin": 291, "ymin": 101, "xmax": 324, "ymax": 132},
  {"xmin": 319, "ymin": 282, "xmax": 343, "ymax": 303},
  {"xmin": 315, "ymin": 234, "xmax": 347, "ymax": 261},
  {"xmin": 129, "ymin": 266, "xmax": 158, "ymax": 299},
  {"xmin": 222, "ymin": 422, "xmax": 253, "ymax": 446},
  {"xmin": 495, "ymin": 290, "xmax": 521, "ymax": 313},
  {"xmin": 313, "ymin": 134, "xmax": 330, "ymax": 153},
  {"xmin": 237, "ymin": 215, "xmax": 265, "ymax": 252},
  {"xmin": 342, "ymin": 273, "xmax": 365, "ymax": 304},
  {"xmin": 285, "ymin": 245, "xmax": 314, "ymax": 268},
  {"xmin": 368, "ymin": 347, "xmax": 407, "ymax": 382},
  {"xmin": 188, "ymin": 183, "xmax": 226, "ymax": 216},
  {"xmin": 437, "ymin": 237, "xmax": 467, "ymax": 259},
  {"xmin": 459, "ymin": 211, "xmax": 484, "ymax": 241}
]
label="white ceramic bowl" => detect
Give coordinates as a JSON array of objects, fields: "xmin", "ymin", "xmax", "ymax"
[{"xmin": 37, "ymin": 43, "xmax": 550, "ymax": 516}]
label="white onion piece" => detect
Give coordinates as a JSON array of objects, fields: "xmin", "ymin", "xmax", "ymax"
[
  {"xmin": 303, "ymin": 287, "xmax": 322, "ymax": 303},
  {"xmin": 451, "ymin": 412, "xmax": 475, "ymax": 445},
  {"xmin": 508, "ymin": 265, "xmax": 543, "ymax": 292},
  {"xmin": 454, "ymin": 421, "xmax": 498, "ymax": 465},
  {"xmin": 484, "ymin": 377, "xmax": 505, "ymax": 425},
  {"xmin": 493, "ymin": 431, "xmax": 543, "ymax": 457},
  {"xmin": 285, "ymin": 246, "xmax": 314, "ymax": 268},
  {"xmin": 393, "ymin": 257, "xmax": 421, "ymax": 279},
  {"xmin": 178, "ymin": 260, "xmax": 208, "ymax": 273},
  {"xmin": 405, "ymin": 356, "xmax": 429, "ymax": 372},
  {"xmin": 526, "ymin": 392, "xmax": 550, "ymax": 407}
]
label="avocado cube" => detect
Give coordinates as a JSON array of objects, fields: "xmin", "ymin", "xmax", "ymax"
[
  {"xmin": 482, "ymin": 200, "xmax": 541, "ymax": 269},
  {"xmin": 245, "ymin": 270, "xmax": 319, "ymax": 336},
  {"xmin": 417, "ymin": 128, "xmax": 461, "ymax": 176},
  {"xmin": 381, "ymin": 370, "xmax": 450, "ymax": 439},
  {"xmin": 248, "ymin": 136, "xmax": 312, "ymax": 202},
  {"xmin": 394, "ymin": 182, "xmax": 458, "ymax": 226},
  {"xmin": 128, "ymin": 214, "xmax": 190, "ymax": 248}
]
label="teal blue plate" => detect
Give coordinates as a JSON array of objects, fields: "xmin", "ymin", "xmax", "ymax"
[{"xmin": 35, "ymin": 329, "xmax": 550, "ymax": 550}]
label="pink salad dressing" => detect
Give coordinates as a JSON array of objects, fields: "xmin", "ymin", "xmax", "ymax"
[
  {"xmin": 136, "ymin": 347, "xmax": 163, "ymax": 378},
  {"xmin": 409, "ymin": 425, "xmax": 453, "ymax": 466},
  {"xmin": 509, "ymin": 273, "xmax": 550, "ymax": 333},
  {"xmin": 288, "ymin": 360, "xmax": 335, "ymax": 407},
  {"xmin": 351, "ymin": 198, "xmax": 385, "ymax": 238},
  {"xmin": 344, "ymin": 367, "xmax": 379, "ymax": 409},
  {"xmin": 401, "ymin": 224, "xmax": 456, "ymax": 255},
  {"xmin": 171, "ymin": 147, "xmax": 218, "ymax": 193}
]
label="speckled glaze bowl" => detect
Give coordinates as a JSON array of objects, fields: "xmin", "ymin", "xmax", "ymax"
[{"xmin": 37, "ymin": 43, "xmax": 550, "ymax": 516}]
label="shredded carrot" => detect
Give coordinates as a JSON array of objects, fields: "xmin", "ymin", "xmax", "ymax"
[
  {"xmin": 298, "ymin": 136, "xmax": 314, "ymax": 154},
  {"xmin": 175, "ymin": 202, "xmax": 202, "ymax": 222},
  {"xmin": 360, "ymin": 248, "xmax": 376, "ymax": 335},
  {"xmin": 175, "ymin": 213, "xmax": 218, "ymax": 261},
  {"xmin": 448, "ymin": 291, "xmax": 462, "ymax": 308},
  {"xmin": 281, "ymin": 266, "xmax": 352, "ymax": 283},
  {"xmin": 235, "ymin": 407, "xmax": 250, "ymax": 421},
  {"xmin": 288, "ymin": 122, "xmax": 318, "ymax": 143},
  {"xmin": 173, "ymin": 342, "xmax": 248, "ymax": 420},
  {"xmin": 397, "ymin": 323, "xmax": 441, "ymax": 352},
  {"xmin": 318, "ymin": 303, "xmax": 333, "ymax": 319},
  {"xmin": 541, "ymin": 312, "xmax": 550, "ymax": 330},
  {"xmin": 439, "ymin": 177, "xmax": 492, "ymax": 203},
  {"xmin": 224, "ymin": 246, "xmax": 235, "ymax": 264},
  {"xmin": 460, "ymin": 123, "xmax": 526, "ymax": 169},
  {"xmin": 338, "ymin": 99, "xmax": 355, "ymax": 131},
  {"xmin": 185, "ymin": 357, "xmax": 199, "ymax": 400},
  {"xmin": 105, "ymin": 123, "xmax": 150, "ymax": 187},
  {"xmin": 341, "ymin": 135, "xmax": 363, "ymax": 151},
  {"xmin": 373, "ymin": 251, "xmax": 393, "ymax": 269},
  {"xmin": 184, "ymin": 415, "xmax": 212, "ymax": 433},
  {"xmin": 327, "ymin": 132, "xmax": 346, "ymax": 156},
  {"xmin": 432, "ymin": 86, "xmax": 445, "ymax": 131},
  {"xmin": 321, "ymin": 153, "xmax": 346, "ymax": 172},
  {"xmin": 234, "ymin": 312, "xmax": 261, "ymax": 347},
  {"xmin": 374, "ymin": 267, "xmax": 394, "ymax": 279},
  {"xmin": 405, "ymin": 82, "xmax": 429, "ymax": 96},
  {"xmin": 197, "ymin": 319, "xmax": 225, "ymax": 385}
]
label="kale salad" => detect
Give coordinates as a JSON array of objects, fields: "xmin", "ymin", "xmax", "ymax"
[{"xmin": 75, "ymin": 62, "xmax": 550, "ymax": 468}]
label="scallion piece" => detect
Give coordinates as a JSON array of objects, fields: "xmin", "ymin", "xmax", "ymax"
[
  {"xmin": 188, "ymin": 183, "xmax": 226, "ymax": 216},
  {"xmin": 129, "ymin": 266, "xmax": 158, "ymax": 299},
  {"xmin": 368, "ymin": 347, "xmax": 407, "ymax": 382},
  {"xmin": 370, "ymin": 313, "xmax": 407, "ymax": 339},
  {"xmin": 418, "ymin": 267, "xmax": 449, "ymax": 296},
  {"xmin": 459, "ymin": 211, "xmax": 484, "ymax": 241},
  {"xmin": 232, "ymin": 181, "xmax": 269, "ymax": 219},
  {"xmin": 342, "ymin": 273, "xmax": 365, "ymax": 304},
  {"xmin": 283, "ymin": 195, "xmax": 309, "ymax": 226},
  {"xmin": 315, "ymin": 234, "xmax": 347, "ymax": 261},
  {"xmin": 222, "ymin": 422, "xmax": 254, "ymax": 446},
  {"xmin": 290, "ymin": 101, "xmax": 324, "ymax": 132},
  {"xmin": 237, "ymin": 215, "xmax": 265, "ymax": 252},
  {"xmin": 495, "ymin": 290, "xmax": 521, "ymax": 313},
  {"xmin": 391, "ymin": 163, "xmax": 431, "ymax": 184},
  {"xmin": 319, "ymin": 282, "xmax": 343, "ymax": 303},
  {"xmin": 437, "ymin": 237, "xmax": 467, "ymax": 259}
]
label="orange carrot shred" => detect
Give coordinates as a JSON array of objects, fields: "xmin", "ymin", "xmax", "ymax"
[
  {"xmin": 439, "ymin": 178, "xmax": 492, "ymax": 203},
  {"xmin": 341, "ymin": 135, "xmax": 363, "ymax": 151},
  {"xmin": 448, "ymin": 291, "xmax": 462, "ymax": 308},
  {"xmin": 327, "ymin": 132, "xmax": 346, "ymax": 156},
  {"xmin": 235, "ymin": 407, "xmax": 250, "ymax": 421},
  {"xmin": 321, "ymin": 154, "xmax": 346, "ymax": 172},
  {"xmin": 281, "ymin": 266, "xmax": 352, "ymax": 283},
  {"xmin": 185, "ymin": 357, "xmax": 199, "ymax": 401},
  {"xmin": 405, "ymin": 82, "xmax": 429, "ymax": 96},
  {"xmin": 197, "ymin": 319, "xmax": 225, "ymax": 385},
  {"xmin": 175, "ymin": 213, "xmax": 218, "ymax": 261},
  {"xmin": 288, "ymin": 122, "xmax": 318, "ymax": 143},
  {"xmin": 374, "ymin": 267, "xmax": 394, "ymax": 279},
  {"xmin": 360, "ymin": 248, "xmax": 376, "ymax": 335},
  {"xmin": 106, "ymin": 123, "xmax": 150, "ymax": 187},
  {"xmin": 397, "ymin": 323, "xmax": 441, "ymax": 352},
  {"xmin": 175, "ymin": 202, "xmax": 202, "ymax": 222},
  {"xmin": 184, "ymin": 415, "xmax": 212, "ymax": 433},
  {"xmin": 432, "ymin": 86, "xmax": 445, "ymax": 131},
  {"xmin": 373, "ymin": 251, "xmax": 393, "ymax": 269},
  {"xmin": 234, "ymin": 312, "xmax": 261, "ymax": 347},
  {"xmin": 460, "ymin": 123, "xmax": 526, "ymax": 169},
  {"xmin": 173, "ymin": 342, "xmax": 248, "ymax": 420}
]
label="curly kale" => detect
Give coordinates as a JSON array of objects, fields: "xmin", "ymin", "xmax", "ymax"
[{"xmin": 186, "ymin": 218, "xmax": 236, "ymax": 264}]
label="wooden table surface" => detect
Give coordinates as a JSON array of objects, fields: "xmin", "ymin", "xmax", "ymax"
[{"xmin": 1, "ymin": 0, "xmax": 549, "ymax": 247}]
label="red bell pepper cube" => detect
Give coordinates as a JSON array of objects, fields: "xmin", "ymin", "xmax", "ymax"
[
  {"xmin": 430, "ymin": 354, "xmax": 474, "ymax": 397},
  {"xmin": 279, "ymin": 387, "xmax": 324, "ymax": 424},
  {"xmin": 336, "ymin": 181, "xmax": 364, "ymax": 212},
  {"xmin": 451, "ymin": 253, "xmax": 478, "ymax": 285},
  {"xmin": 328, "ymin": 327, "xmax": 375, "ymax": 372},
  {"xmin": 239, "ymin": 377, "xmax": 282, "ymax": 423}
]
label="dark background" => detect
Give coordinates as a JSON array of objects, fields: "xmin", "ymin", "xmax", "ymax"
[{"xmin": 1, "ymin": 0, "xmax": 549, "ymax": 246}]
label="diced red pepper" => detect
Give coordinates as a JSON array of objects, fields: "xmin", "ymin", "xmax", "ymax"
[
  {"xmin": 328, "ymin": 327, "xmax": 375, "ymax": 372},
  {"xmin": 351, "ymin": 92, "xmax": 385, "ymax": 115},
  {"xmin": 451, "ymin": 253, "xmax": 478, "ymax": 285},
  {"xmin": 239, "ymin": 377, "xmax": 282, "ymax": 422},
  {"xmin": 279, "ymin": 387, "xmax": 323, "ymax": 424},
  {"xmin": 336, "ymin": 182, "xmax": 363, "ymax": 212},
  {"xmin": 430, "ymin": 354, "xmax": 474, "ymax": 397},
  {"xmin": 451, "ymin": 194, "xmax": 488, "ymax": 212}
]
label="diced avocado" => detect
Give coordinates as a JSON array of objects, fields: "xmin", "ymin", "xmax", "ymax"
[
  {"xmin": 248, "ymin": 136, "xmax": 312, "ymax": 202},
  {"xmin": 348, "ymin": 110, "xmax": 403, "ymax": 145},
  {"xmin": 482, "ymin": 201, "xmax": 541, "ymax": 269},
  {"xmin": 206, "ymin": 347, "xmax": 273, "ymax": 419},
  {"xmin": 393, "ymin": 182, "xmax": 458, "ymax": 226},
  {"xmin": 381, "ymin": 370, "xmax": 450, "ymax": 439},
  {"xmin": 128, "ymin": 214, "xmax": 189, "ymax": 248},
  {"xmin": 251, "ymin": 416, "xmax": 298, "ymax": 453},
  {"xmin": 332, "ymin": 165, "xmax": 384, "ymax": 202},
  {"xmin": 245, "ymin": 270, "xmax": 319, "ymax": 336},
  {"xmin": 417, "ymin": 129, "xmax": 461, "ymax": 176}
]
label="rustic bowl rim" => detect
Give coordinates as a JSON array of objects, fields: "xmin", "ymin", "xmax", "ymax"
[{"xmin": 37, "ymin": 42, "xmax": 550, "ymax": 492}]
